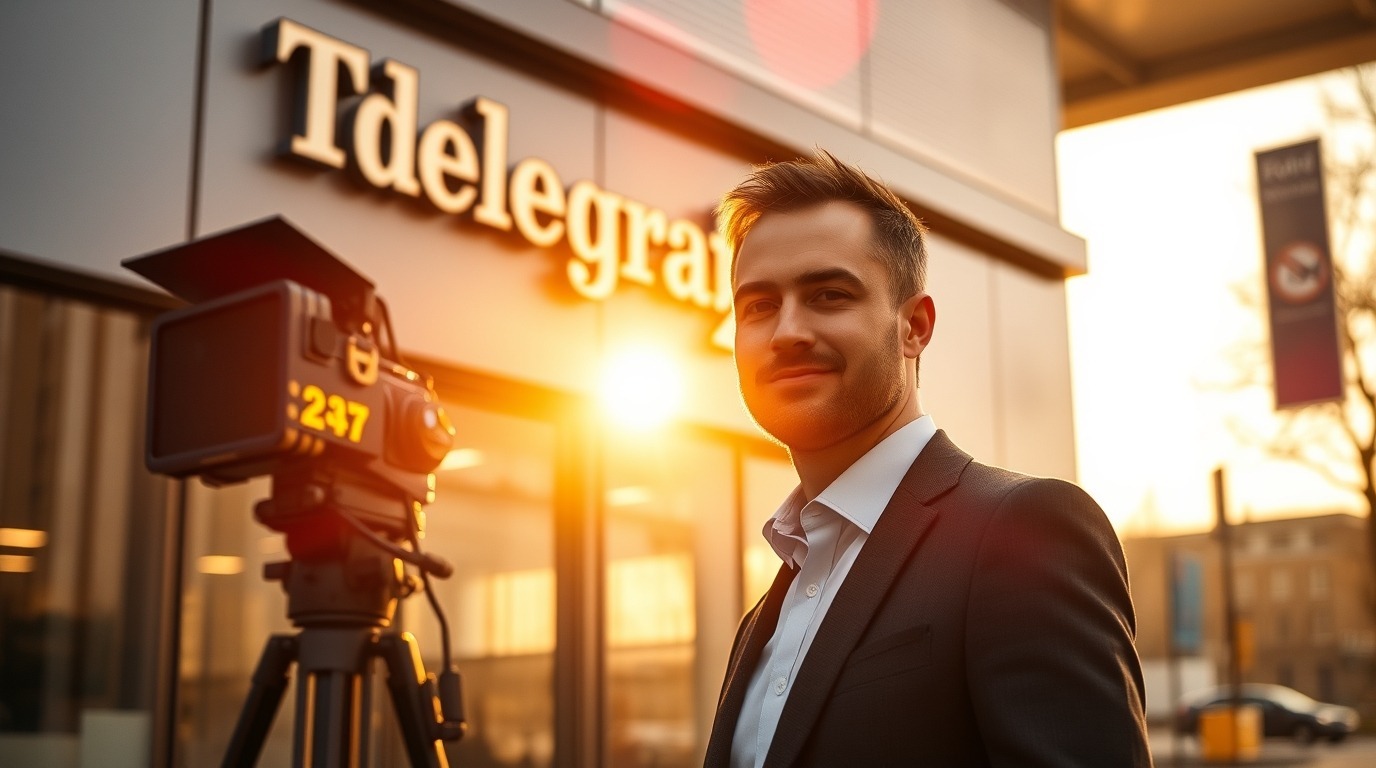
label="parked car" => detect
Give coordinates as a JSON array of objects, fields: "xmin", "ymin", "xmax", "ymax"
[{"xmin": 1175, "ymin": 683, "xmax": 1360, "ymax": 744}]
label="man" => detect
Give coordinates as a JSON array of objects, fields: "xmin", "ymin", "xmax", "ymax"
[{"xmin": 703, "ymin": 151, "xmax": 1151, "ymax": 767}]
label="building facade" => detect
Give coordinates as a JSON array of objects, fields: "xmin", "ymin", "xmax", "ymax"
[
  {"xmin": 1, "ymin": 1, "xmax": 1086, "ymax": 765},
  {"xmin": 1124, "ymin": 513, "xmax": 1376, "ymax": 724}
]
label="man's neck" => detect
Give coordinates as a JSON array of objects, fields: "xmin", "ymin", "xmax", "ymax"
[{"xmin": 791, "ymin": 389, "xmax": 922, "ymax": 500}]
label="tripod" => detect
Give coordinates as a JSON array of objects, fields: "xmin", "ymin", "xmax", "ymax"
[{"xmin": 221, "ymin": 501, "xmax": 465, "ymax": 767}]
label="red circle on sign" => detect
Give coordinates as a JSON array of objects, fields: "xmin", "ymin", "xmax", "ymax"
[{"xmin": 1269, "ymin": 241, "xmax": 1329, "ymax": 305}]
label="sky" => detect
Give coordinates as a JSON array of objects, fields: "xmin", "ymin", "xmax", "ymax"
[{"xmin": 1057, "ymin": 67, "xmax": 1370, "ymax": 536}]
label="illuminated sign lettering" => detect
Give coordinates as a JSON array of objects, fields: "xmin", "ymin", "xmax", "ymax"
[{"xmin": 264, "ymin": 18, "xmax": 734, "ymax": 348}]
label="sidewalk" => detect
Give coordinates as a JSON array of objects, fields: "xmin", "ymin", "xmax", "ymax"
[
  {"xmin": 1152, "ymin": 753, "xmax": 1311, "ymax": 767},
  {"xmin": 1151, "ymin": 732, "xmax": 1312, "ymax": 766}
]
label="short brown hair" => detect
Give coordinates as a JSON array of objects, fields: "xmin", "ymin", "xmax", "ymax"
[{"xmin": 716, "ymin": 149, "xmax": 928, "ymax": 304}]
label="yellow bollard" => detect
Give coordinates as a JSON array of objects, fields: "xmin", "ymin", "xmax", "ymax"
[{"xmin": 1198, "ymin": 704, "xmax": 1261, "ymax": 763}]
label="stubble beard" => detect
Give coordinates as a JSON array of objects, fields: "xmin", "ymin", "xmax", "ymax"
[{"xmin": 743, "ymin": 333, "xmax": 908, "ymax": 453}]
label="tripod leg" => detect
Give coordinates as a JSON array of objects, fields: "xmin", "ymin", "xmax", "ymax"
[
  {"xmin": 293, "ymin": 628, "xmax": 372, "ymax": 767},
  {"xmin": 222, "ymin": 634, "xmax": 299, "ymax": 768},
  {"xmin": 295, "ymin": 669, "xmax": 364, "ymax": 767},
  {"xmin": 377, "ymin": 633, "xmax": 450, "ymax": 768}
]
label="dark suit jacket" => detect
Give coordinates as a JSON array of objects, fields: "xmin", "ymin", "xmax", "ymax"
[{"xmin": 704, "ymin": 430, "xmax": 1152, "ymax": 767}]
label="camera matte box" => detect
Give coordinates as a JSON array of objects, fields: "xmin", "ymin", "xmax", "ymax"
[{"xmin": 146, "ymin": 280, "xmax": 383, "ymax": 482}]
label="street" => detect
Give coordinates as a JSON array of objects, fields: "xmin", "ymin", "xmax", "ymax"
[{"xmin": 1151, "ymin": 730, "xmax": 1376, "ymax": 767}]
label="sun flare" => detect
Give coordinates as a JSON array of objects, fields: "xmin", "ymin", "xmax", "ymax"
[{"xmin": 598, "ymin": 345, "xmax": 686, "ymax": 431}]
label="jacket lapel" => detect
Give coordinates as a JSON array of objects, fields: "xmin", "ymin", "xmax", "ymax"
[
  {"xmin": 763, "ymin": 430, "xmax": 971, "ymax": 767},
  {"xmin": 704, "ymin": 561, "xmax": 797, "ymax": 767}
]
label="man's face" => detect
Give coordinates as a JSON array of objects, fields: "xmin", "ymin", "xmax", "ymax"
[{"xmin": 732, "ymin": 200, "xmax": 921, "ymax": 452}]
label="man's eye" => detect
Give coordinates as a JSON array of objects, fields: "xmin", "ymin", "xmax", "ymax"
[
  {"xmin": 814, "ymin": 289, "xmax": 849, "ymax": 303},
  {"xmin": 740, "ymin": 299, "xmax": 777, "ymax": 317}
]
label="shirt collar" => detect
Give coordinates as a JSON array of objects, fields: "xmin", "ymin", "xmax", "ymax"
[{"xmin": 763, "ymin": 415, "xmax": 938, "ymax": 567}]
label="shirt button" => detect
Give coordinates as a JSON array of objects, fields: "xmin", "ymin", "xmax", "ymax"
[
  {"xmin": 805, "ymin": 583, "xmax": 819, "ymax": 598},
  {"xmin": 773, "ymin": 677, "xmax": 787, "ymax": 695}
]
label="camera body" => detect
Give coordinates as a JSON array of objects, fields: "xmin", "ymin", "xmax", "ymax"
[{"xmin": 127, "ymin": 217, "xmax": 452, "ymax": 535}]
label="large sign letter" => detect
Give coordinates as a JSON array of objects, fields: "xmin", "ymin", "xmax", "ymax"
[{"xmin": 264, "ymin": 18, "xmax": 369, "ymax": 169}]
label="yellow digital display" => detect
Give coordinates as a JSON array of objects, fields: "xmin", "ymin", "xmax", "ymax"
[{"xmin": 289, "ymin": 381, "xmax": 370, "ymax": 443}]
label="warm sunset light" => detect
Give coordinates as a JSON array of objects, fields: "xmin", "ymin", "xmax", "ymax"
[
  {"xmin": 607, "ymin": 485, "xmax": 654, "ymax": 507},
  {"xmin": 0, "ymin": 528, "xmax": 47, "ymax": 548},
  {"xmin": 1058, "ymin": 68, "xmax": 1370, "ymax": 535},
  {"xmin": 439, "ymin": 447, "xmax": 486, "ymax": 472},
  {"xmin": 0, "ymin": 555, "xmax": 36, "ymax": 573},
  {"xmin": 197, "ymin": 555, "xmax": 245, "ymax": 575},
  {"xmin": 607, "ymin": 554, "xmax": 695, "ymax": 647},
  {"xmin": 598, "ymin": 345, "xmax": 685, "ymax": 431}
]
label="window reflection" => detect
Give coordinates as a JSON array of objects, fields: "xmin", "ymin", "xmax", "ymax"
[
  {"xmin": 411, "ymin": 404, "xmax": 557, "ymax": 768},
  {"xmin": 178, "ymin": 476, "xmax": 293, "ymax": 766},
  {"xmin": 0, "ymin": 287, "xmax": 169, "ymax": 767},
  {"xmin": 458, "ymin": 567, "xmax": 556, "ymax": 657},
  {"xmin": 741, "ymin": 455, "xmax": 797, "ymax": 607},
  {"xmin": 603, "ymin": 431, "xmax": 736, "ymax": 767},
  {"xmin": 608, "ymin": 554, "xmax": 695, "ymax": 647}
]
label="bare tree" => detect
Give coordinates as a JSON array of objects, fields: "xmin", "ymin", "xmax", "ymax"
[{"xmin": 1213, "ymin": 64, "xmax": 1376, "ymax": 582}]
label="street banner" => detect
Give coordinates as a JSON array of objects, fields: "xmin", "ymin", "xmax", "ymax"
[
  {"xmin": 1255, "ymin": 139, "xmax": 1344, "ymax": 408},
  {"xmin": 1169, "ymin": 550, "xmax": 1203, "ymax": 655}
]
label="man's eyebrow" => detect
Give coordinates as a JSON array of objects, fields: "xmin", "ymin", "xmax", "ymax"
[
  {"xmin": 733, "ymin": 280, "xmax": 771, "ymax": 304},
  {"xmin": 795, "ymin": 267, "xmax": 866, "ymax": 290}
]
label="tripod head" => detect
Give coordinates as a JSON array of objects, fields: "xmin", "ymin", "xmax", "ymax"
[
  {"xmin": 257, "ymin": 463, "xmax": 455, "ymax": 622},
  {"xmin": 217, "ymin": 459, "xmax": 468, "ymax": 768}
]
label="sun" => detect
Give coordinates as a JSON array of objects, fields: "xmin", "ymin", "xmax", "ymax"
[{"xmin": 598, "ymin": 345, "xmax": 686, "ymax": 431}]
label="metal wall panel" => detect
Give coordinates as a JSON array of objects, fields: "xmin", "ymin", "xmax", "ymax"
[
  {"xmin": 601, "ymin": 0, "xmax": 865, "ymax": 127},
  {"xmin": 870, "ymin": 0, "xmax": 1060, "ymax": 215},
  {"xmin": 990, "ymin": 260, "xmax": 1078, "ymax": 480},
  {"xmin": 0, "ymin": 0, "xmax": 200, "ymax": 275},
  {"xmin": 441, "ymin": 0, "xmax": 1088, "ymax": 273},
  {"xmin": 918, "ymin": 233, "xmax": 1001, "ymax": 466}
]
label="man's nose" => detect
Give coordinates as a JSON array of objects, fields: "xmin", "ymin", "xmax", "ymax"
[{"xmin": 770, "ymin": 301, "xmax": 814, "ymax": 350}]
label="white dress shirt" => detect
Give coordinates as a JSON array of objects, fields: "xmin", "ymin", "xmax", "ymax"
[{"xmin": 730, "ymin": 415, "xmax": 937, "ymax": 768}]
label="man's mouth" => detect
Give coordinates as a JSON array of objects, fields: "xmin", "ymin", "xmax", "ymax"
[
  {"xmin": 771, "ymin": 367, "xmax": 828, "ymax": 382},
  {"xmin": 760, "ymin": 359, "xmax": 838, "ymax": 384}
]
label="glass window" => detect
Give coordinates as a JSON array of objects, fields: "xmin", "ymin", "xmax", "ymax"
[
  {"xmin": 602, "ymin": 429, "xmax": 735, "ymax": 767},
  {"xmin": 1292, "ymin": 529, "xmax": 1313, "ymax": 551},
  {"xmin": 1270, "ymin": 569, "xmax": 1292, "ymax": 601},
  {"xmin": 1309, "ymin": 564, "xmax": 1330, "ymax": 600},
  {"xmin": 1318, "ymin": 664, "xmax": 1334, "ymax": 701},
  {"xmin": 0, "ymin": 286, "xmax": 170, "ymax": 767},
  {"xmin": 176, "ymin": 476, "xmax": 288, "ymax": 766},
  {"xmin": 740, "ymin": 454, "xmax": 797, "ymax": 608},
  {"xmin": 1311, "ymin": 607, "xmax": 1332, "ymax": 643},
  {"xmin": 1233, "ymin": 569, "xmax": 1253, "ymax": 606},
  {"xmin": 408, "ymin": 405, "xmax": 558, "ymax": 768}
]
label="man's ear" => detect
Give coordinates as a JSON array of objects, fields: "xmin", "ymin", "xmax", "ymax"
[{"xmin": 901, "ymin": 292, "xmax": 935, "ymax": 359}]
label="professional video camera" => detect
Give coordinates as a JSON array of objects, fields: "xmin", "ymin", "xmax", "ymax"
[
  {"xmin": 128, "ymin": 215, "xmax": 453, "ymax": 533},
  {"xmin": 125, "ymin": 217, "xmax": 465, "ymax": 767}
]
